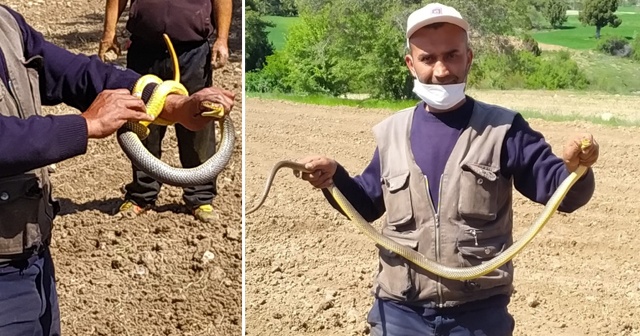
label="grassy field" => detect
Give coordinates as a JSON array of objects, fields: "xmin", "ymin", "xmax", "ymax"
[
  {"xmin": 532, "ymin": 14, "xmax": 640, "ymax": 50},
  {"xmin": 572, "ymin": 49, "xmax": 640, "ymax": 94},
  {"xmin": 246, "ymin": 91, "xmax": 639, "ymax": 126},
  {"xmin": 616, "ymin": 5, "xmax": 640, "ymax": 12},
  {"xmin": 264, "ymin": 15, "xmax": 299, "ymax": 50}
]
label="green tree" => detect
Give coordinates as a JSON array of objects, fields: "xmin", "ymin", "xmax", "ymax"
[
  {"xmin": 543, "ymin": 0, "xmax": 569, "ymax": 27},
  {"xmin": 245, "ymin": 7, "xmax": 275, "ymax": 72},
  {"xmin": 252, "ymin": 0, "xmax": 298, "ymax": 16},
  {"xmin": 251, "ymin": 0, "xmax": 550, "ymax": 98},
  {"xmin": 434, "ymin": 0, "xmax": 534, "ymax": 54},
  {"xmin": 579, "ymin": 0, "xmax": 622, "ymax": 39}
]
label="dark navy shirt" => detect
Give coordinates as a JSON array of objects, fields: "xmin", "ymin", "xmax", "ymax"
[
  {"xmin": 323, "ymin": 96, "xmax": 595, "ymax": 221},
  {"xmin": 126, "ymin": 0, "xmax": 214, "ymax": 46},
  {"xmin": 0, "ymin": 5, "xmax": 141, "ymax": 177}
]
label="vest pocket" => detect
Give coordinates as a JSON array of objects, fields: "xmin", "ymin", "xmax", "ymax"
[
  {"xmin": 458, "ymin": 163, "xmax": 500, "ymax": 221},
  {"xmin": 455, "ymin": 235, "xmax": 513, "ymax": 292},
  {"xmin": 0, "ymin": 173, "xmax": 52, "ymax": 256},
  {"xmin": 376, "ymin": 235, "xmax": 418, "ymax": 300},
  {"xmin": 381, "ymin": 171, "xmax": 413, "ymax": 227}
]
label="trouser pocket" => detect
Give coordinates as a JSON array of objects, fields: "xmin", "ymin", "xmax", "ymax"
[{"xmin": 0, "ymin": 174, "xmax": 52, "ymax": 256}]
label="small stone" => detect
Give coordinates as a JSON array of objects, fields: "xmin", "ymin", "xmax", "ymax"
[
  {"xmin": 325, "ymin": 290, "xmax": 337, "ymax": 300},
  {"xmin": 226, "ymin": 227, "xmax": 240, "ymax": 241},
  {"xmin": 201, "ymin": 251, "xmax": 215, "ymax": 264},
  {"xmin": 319, "ymin": 299, "xmax": 334, "ymax": 311},
  {"xmin": 134, "ymin": 265, "xmax": 147, "ymax": 276},
  {"xmin": 111, "ymin": 259, "xmax": 122, "ymax": 269}
]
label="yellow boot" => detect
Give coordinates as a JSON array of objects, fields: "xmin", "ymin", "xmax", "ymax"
[
  {"xmin": 192, "ymin": 204, "xmax": 218, "ymax": 223},
  {"xmin": 116, "ymin": 200, "xmax": 150, "ymax": 218}
]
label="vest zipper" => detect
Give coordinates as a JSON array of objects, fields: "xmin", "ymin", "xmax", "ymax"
[
  {"xmin": 424, "ymin": 175, "xmax": 444, "ymax": 308},
  {"xmin": 435, "ymin": 175, "xmax": 444, "ymax": 307},
  {"xmin": 467, "ymin": 229, "xmax": 481, "ymax": 246}
]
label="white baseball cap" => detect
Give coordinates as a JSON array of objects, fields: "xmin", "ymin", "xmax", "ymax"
[{"xmin": 406, "ymin": 3, "xmax": 469, "ymax": 40}]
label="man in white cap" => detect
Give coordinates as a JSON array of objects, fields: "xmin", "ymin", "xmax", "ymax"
[{"xmin": 298, "ymin": 2, "xmax": 599, "ymax": 335}]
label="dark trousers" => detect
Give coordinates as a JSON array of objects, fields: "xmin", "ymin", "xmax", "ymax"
[
  {"xmin": 124, "ymin": 38, "xmax": 216, "ymax": 208},
  {"xmin": 367, "ymin": 297, "xmax": 515, "ymax": 336},
  {"xmin": 0, "ymin": 248, "xmax": 60, "ymax": 336}
]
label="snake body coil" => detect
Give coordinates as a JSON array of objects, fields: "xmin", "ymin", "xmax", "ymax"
[
  {"xmin": 247, "ymin": 157, "xmax": 590, "ymax": 281},
  {"xmin": 116, "ymin": 34, "xmax": 234, "ymax": 187}
]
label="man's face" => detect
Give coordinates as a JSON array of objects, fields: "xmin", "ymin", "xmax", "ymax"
[{"xmin": 405, "ymin": 23, "xmax": 473, "ymax": 85}]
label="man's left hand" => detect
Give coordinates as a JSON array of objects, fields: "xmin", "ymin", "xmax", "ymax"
[
  {"xmin": 211, "ymin": 39, "xmax": 229, "ymax": 69},
  {"xmin": 562, "ymin": 133, "xmax": 600, "ymax": 172},
  {"xmin": 159, "ymin": 87, "xmax": 235, "ymax": 131}
]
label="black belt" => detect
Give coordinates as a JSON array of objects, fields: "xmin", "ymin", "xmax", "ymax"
[{"xmin": 0, "ymin": 244, "xmax": 46, "ymax": 266}]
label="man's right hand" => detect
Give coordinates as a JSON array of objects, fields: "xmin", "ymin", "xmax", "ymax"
[
  {"xmin": 82, "ymin": 89, "xmax": 153, "ymax": 139},
  {"xmin": 98, "ymin": 34, "xmax": 121, "ymax": 62},
  {"xmin": 297, "ymin": 155, "xmax": 338, "ymax": 189}
]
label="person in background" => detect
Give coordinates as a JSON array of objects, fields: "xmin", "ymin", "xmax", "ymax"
[{"xmin": 98, "ymin": 0, "xmax": 233, "ymax": 223}]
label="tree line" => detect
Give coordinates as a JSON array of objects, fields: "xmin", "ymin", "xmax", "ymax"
[{"xmin": 246, "ymin": 0, "xmax": 627, "ymax": 99}]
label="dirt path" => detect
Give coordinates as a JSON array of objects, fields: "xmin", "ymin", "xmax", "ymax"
[
  {"xmin": 245, "ymin": 97, "xmax": 640, "ymax": 336},
  {"xmin": 3, "ymin": 1, "xmax": 243, "ymax": 335},
  {"xmin": 466, "ymin": 89, "xmax": 640, "ymax": 123}
]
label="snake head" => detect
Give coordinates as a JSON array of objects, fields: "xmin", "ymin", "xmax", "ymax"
[
  {"xmin": 580, "ymin": 138, "xmax": 591, "ymax": 150},
  {"xmin": 200, "ymin": 101, "xmax": 226, "ymax": 118}
]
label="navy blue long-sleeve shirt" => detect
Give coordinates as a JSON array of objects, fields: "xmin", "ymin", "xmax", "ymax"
[
  {"xmin": 0, "ymin": 5, "xmax": 141, "ymax": 177},
  {"xmin": 323, "ymin": 96, "xmax": 595, "ymax": 221}
]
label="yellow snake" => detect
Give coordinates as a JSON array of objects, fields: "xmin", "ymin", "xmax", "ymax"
[
  {"xmin": 247, "ymin": 140, "xmax": 592, "ymax": 281},
  {"xmin": 116, "ymin": 34, "xmax": 234, "ymax": 187}
]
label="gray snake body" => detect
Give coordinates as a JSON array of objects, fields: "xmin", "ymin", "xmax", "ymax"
[
  {"xmin": 117, "ymin": 117, "xmax": 235, "ymax": 187},
  {"xmin": 114, "ymin": 33, "xmax": 235, "ymax": 188}
]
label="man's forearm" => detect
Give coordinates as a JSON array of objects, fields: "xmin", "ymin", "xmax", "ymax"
[
  {"xmin": 102, "ymin": 0, "xmax": 128, "ymax": 36},
  {"xmin": 0, "ymin": 115, "xmax": 88, "ymax": 177},
  {"xmin": 504, "ymin": 114, "xmax": 596, "ymax": 213},
  {"xmin": 321, "ymin": 164, "xmax": 385, "ymax": 222},
  {"xmin": 320, "ymin": 150, "xmax": 386, "ymax": 222},
  {"xmin": 212, "ymin": 0, "xmax": 232, "ymax": 41}
]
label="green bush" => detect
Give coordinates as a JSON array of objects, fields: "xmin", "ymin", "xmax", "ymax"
[
  {"xmin": 525, "ymin": 51, "xmax": 590, "ymax": 89},
  {"xmin": 245, "ymin": 52, "xmax": 294, "ymax": 93},
  {"xmin": 596, "ymin": 35, "xmax": 631, "ymax": 57},
  {"xmin": 520, "ymin": 33, "xmax": 542, "ymax": 56},
  {"xmin": 468, "ymin": 49, "xmax": 589, "ymax": 90},
  {"xmin": 250, "ymin": 47, "xmax": 590, "ymax": 94}
]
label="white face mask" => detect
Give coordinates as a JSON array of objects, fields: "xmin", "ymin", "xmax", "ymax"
[
  {"xmin": 412, "ymin": 78, "xmax": 466, "ymax": 110},
  {"xmin": 409, "ymin": 55, "xmax": 469, "ymax": 110}
]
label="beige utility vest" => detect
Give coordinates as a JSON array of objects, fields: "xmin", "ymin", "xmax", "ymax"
[
  {"xmin": 371, "ymin": 100, "xmax": 517, "ymax": 307},
  {"xmin": 0, "ymin": 7, "xmax": 56, "ymax": 261}
]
